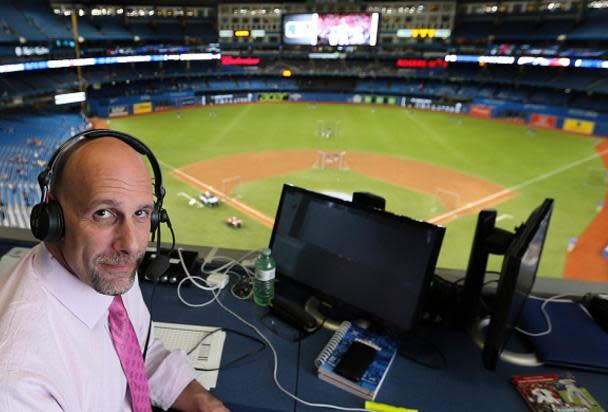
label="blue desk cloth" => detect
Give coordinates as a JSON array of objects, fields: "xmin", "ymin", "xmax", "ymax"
[
  {"xmin": 142, "ymin": 282, "xmax": 299, "ymax": 411},
  {"xmin": 519, "ymin": 298, "xmax": 608, "ymax": 372},
  {"xmin": 141, "ymin": 281, "xmax": 608, "ymax": 412}
]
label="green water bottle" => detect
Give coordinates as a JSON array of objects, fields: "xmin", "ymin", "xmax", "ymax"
[{"xmin": 253, "ymin": 248, "xmax": 276, "ymax": 307}]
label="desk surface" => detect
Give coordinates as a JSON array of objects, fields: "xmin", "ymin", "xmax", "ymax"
[
  {"xmin": 142, "ymin": 281, "xmax": 608, "ymax": 412},
  {"xmin": 1, "ymin": 236, "xmax": 606, "ymax": 412}
]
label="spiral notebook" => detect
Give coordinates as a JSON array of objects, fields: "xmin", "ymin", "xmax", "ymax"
[{"xmin": 314, "ymin": 321, "xmax": 398, "ymax": 400}]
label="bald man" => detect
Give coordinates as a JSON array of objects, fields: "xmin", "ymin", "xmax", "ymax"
[{"xmin": 0, "ymin": 136, "xmax": 229, "ymax": 412}]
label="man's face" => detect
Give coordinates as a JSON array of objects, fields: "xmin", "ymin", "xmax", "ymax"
[{"xmin": 55, "ymin": 139, "xmax": 154, "ymax": 295}]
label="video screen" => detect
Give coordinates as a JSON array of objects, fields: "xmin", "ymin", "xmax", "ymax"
[{"xmin": 282, "ymin": 13, "xmax": 379, "ymax": 47}]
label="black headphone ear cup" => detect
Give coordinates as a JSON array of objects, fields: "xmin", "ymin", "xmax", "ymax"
[
  {"xmin": 150, "ymin": 207, "xmax": 170, "ymax": 234},
  {"xmin": 30, "ymin": 201, "xmax": 64, "ymax": 242},
  {"xmin": 30, "ymin": 203, "xmax": 45, "ymax": 240},
  {"xmin": 150, "ymin": 206, "xmax": 160, "ymax": 233}
]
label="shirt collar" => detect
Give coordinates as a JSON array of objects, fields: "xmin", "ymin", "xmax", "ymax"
[{"xmin": 35, "ymin": 244, "xmax": 139, "ymax": 329}]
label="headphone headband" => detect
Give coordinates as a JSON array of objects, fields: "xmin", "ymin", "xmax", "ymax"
[
  {"xmin": 40, "ymin": 128, "xmax": 164, "ymax": 205},
  {"xmin": 31, "ymin": 128, "xmax": 167, "ymax": 241}
]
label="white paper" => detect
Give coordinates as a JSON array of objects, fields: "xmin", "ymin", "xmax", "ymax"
[{"xmin": 153, "ymin": 321, "xmax": 226, "ymax": 389}]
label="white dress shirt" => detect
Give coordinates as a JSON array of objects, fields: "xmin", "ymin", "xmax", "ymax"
[{"xmin": 0, "ymin": 243, "xmax": 196, "ymax": 411}]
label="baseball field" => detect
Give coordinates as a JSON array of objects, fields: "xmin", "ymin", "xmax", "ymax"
[{"xmin": 98, "ymin": 102, "xmax": 607, "ymax": 281}]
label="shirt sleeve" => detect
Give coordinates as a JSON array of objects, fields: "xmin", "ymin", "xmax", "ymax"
[{"xmin": 145, "ymin": 333, "xmax": 198, "ymax": 411}]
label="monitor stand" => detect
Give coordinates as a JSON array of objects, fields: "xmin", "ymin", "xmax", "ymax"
[
  {"xmin": 470, "ymin": 317, "xmax": 543, "ymax": 367},
  {"xmin": 304, "ymin": 296, "xmax": 344, "ymax": 331},
  {"xmin": 304, "ymin": 296, "xmax": 373, "ymax": 332}
]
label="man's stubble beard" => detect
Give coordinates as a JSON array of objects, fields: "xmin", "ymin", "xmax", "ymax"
[{"xmin": 91, "ymin": 252, "xmax": 145, "ymax": 295}]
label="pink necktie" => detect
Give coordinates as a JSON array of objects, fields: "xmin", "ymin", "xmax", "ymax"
[{"xmin": 108, "ymin": 295, "xmax": 152, "ymax": 412}]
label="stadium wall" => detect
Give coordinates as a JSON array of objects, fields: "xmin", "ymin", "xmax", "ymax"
[{"xmin": 473, "ymin": 98, "xmax": 608, "ymax": 136}]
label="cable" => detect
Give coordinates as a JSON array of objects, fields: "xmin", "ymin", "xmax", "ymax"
[
  {"xmin": 212, "ymin": 290, "xmax": 372, "ymax": 412},
  {"xmin": 178, "ymin": 248, "xmax": 221, "ymax": 291},
  {"xmin": 515, "ymin": 293, "xmax": 590, "ymax": 337},
  {"xmin": 231, "ymin": 277, "xmax": 254, "ymax": 300},
  {"xmin": 176, "ymin": 247, "xmax": 260, "ymax": 306},
  {"xmin": 142, "ymin": 281, "xmax": 157, "ymax": 360},
  {"xmin": 200, "ymin": 251, "xmax": 258, "ymax": 278},
  {"xmin": 176, "ymin": 247, "xmax": 223, "ymax": 308},
  {"xmin": 175, "ymin": 248, "xmax": 374, "ymax": 411},
  {"xmin": 202, "ymin": 251, "xmax": 258, "ymax": 300},
  {"xmin": 191, "ymin": 327, "xmax": 266, "ymax": 372}
]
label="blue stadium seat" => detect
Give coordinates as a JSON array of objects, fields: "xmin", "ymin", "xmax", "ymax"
[
  {"xmin": 0, "ymin": 113, "xmax": 89, "ymax": 228},
  {"xmin": 0, "ymin": 2, "xmax": 47, "ymax": 42},
  {"xmin": 568, "ymin": 11, "xmax": 608, "ymax": 40}
]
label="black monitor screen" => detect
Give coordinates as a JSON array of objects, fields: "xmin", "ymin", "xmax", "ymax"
[
  {"xmin": 269, "ymin": 185, "xmax": 445, "ymax": 333},
  {"xmin": 482, "ymin": 198, "xmax": 554, "ymax": 370}
]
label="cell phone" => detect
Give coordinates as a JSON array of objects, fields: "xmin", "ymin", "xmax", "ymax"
[{"xmin": 334, "ymin": 339, "xmax": 378, "ymax": 382}]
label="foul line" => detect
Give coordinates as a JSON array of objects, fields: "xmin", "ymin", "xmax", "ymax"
[
  {"xmin": 159, "ymin": 160, "xmax": 275, "ymax": 228},
  {"xmin": 429, "ymin": 149, "xmax": 608, "ymax": 224}
]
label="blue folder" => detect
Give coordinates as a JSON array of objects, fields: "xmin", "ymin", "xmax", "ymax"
[{"xmin": 519, "ymin": 298, "xmax": 608, "ymax": 373}]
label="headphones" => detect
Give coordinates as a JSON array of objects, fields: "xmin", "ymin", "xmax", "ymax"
[{"xmin": 30, "ymin": 128, "xmax": 169, "ymax": 242}]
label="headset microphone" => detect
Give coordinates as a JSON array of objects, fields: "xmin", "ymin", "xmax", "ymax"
[{"xmin": 145, "ymin": 255, "xmax": 171, "ymax": 283}]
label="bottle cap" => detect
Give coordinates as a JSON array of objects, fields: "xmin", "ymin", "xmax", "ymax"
[{"xmin": 262, "ymin": 248, "xmax": 271, "ymax": 256}]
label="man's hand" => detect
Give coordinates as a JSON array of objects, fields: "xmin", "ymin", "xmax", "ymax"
[{"xmin": 172, "ymin": 380, "xmax": 230, "ymax": 412}]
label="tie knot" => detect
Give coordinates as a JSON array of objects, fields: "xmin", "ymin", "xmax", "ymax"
[{"xmin": 109, "ymin": 295, "xmax": 127, "ymax": 320}]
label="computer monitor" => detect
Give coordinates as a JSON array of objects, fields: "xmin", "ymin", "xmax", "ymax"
[
  {"xmin": 268, "ymin": 184, "xmax": 445, "ymax": 334},
  {"xmin": 460, "ymin": 198, "xmax": 554, "ymax": 370},
  {"xmin": 482, "ymin": 198, "xmax": 554, "ymax": 370}
]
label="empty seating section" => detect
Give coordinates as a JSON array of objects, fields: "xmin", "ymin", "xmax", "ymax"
[
  {"xmin": 0, "ymin": 2, "xmax": 46, "ymax": 42},
  {"xmin": 568, "ymin": 11, "xmax": 608, "ymax": 40},
  {"xmin": 453, "ymin": 10, "xmax": 606, "ymax": 42},
  {"xmin": 72, "ymin": 18, "xmax": 105, "ymax": 41},
  {"xmin": 0, "ymin": 18, "xmax": 18, "ymax": 42},
  {"xmin": 0, "ymin": 2, "xmax": 217, "ymax": 43},
  {"xmin": 453, "ymin": 19, "xmax": 495, "ymax": 40},
  {"xmin": 533, "ymin": 18, "xmax": 577, "ymax": 40},
  {"xmin": 184, "ymin": 20, "xmax": 217, "ymax": 42},
  {"xmin": 24, "ymin": 9, "xmax": 72, "ymax": 40},
  {"xmin": 1, "ymin": 55, "xmax": 606, "ymax": 113},
  {"xmin": 95, "ymin": 17, "xmax": 132, "ymax": 40},
  {"xmin": 0, "ymin": 113, "xmax": 88, "ymax": 229},
  {"xmin": 128, "ymin": 23, "xmax": 157, "ymax": 41}
]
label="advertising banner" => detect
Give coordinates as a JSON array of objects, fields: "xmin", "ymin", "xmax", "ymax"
[
  {"xmin": 109, "ymin": 105, "xmax": 129, "ymax": 117},
  {"xmin": 529, "ymin": 113, "xmax": 557, "ymax": 128},
  {"xmin": 470, "ymin": 105, "xmax": 492, "ymax": 118},
  {"xmin": 133, "ymin": 101, "xmax": 152, "ymax": 114},
  {"xmin": 563, "ymin": 118, "xmax": 595, "ymax": 135}
]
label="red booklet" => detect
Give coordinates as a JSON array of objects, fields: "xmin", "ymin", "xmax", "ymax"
[{"xmin": 511, "ymin": 373, "xmax": 604, "ymax": 412}]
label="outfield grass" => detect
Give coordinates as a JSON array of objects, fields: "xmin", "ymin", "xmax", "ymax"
[{"xmin": 106, "ymin": 103, "xmax": 605, "ymax": 278}]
